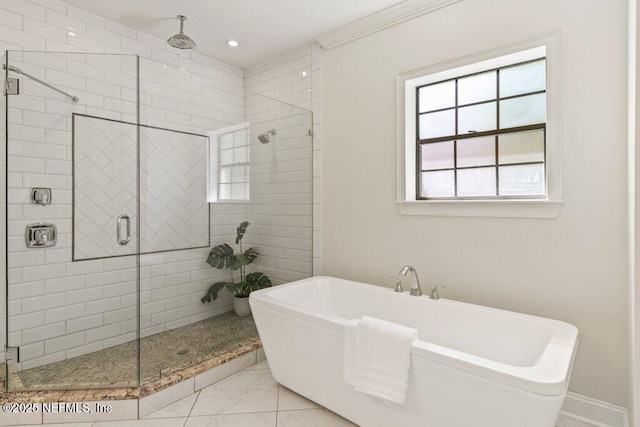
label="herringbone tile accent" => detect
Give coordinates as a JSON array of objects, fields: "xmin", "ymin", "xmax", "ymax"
[
  {"xmin": 139, "ymin": 127, "xmax": 209, "ymax": 253},
  {"xmin": 74, "ymin": 116, "xmax": 209, "ymax": 260},
  {"xmin": 74, "ymin": 115, "xmax": 138, "ymax": 260}
]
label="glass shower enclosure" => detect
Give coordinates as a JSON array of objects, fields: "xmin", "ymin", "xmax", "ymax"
[{"xmin": 1, "ymin": 50, "xmax": 313, "ymax": 392}]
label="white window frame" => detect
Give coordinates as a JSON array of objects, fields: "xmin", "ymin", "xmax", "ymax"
[
  {"xmin": 396, "ymin": 34, "xmax": 562, "ymax": 218},
  {"xmin": 207, "ymin": 122, "xmax": 250, "ymax": 203}
]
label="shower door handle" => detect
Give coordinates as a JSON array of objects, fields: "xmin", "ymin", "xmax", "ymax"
[{"xmin": 116, "ymin": 214, "xmax": 131, "ymax": 246}]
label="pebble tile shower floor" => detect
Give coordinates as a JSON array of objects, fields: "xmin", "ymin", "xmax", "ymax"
[{"xmin": 3, "ymin": 312, "xmax": 259, "ymax": 390}]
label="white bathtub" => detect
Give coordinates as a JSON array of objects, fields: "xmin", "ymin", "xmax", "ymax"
[{"xmin": 250, "ymin": 276, "xmax": 578, "ymax": 427}]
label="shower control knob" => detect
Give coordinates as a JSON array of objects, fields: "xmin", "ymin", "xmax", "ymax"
[
  {"xmin": 25, "ymin": 223, "xmax": 57, "ymax": 248},
  {"xmin": 30, "ymin": 188, "xmax": 52, "ymax": 205}
]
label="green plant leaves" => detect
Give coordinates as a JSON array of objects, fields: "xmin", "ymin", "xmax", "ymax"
[
  {"xmin": 200, "ymin": 273, "xmax": 271, "ymax": 302},
  {"xmin": 200, "ymin": 281, "xmax": 228, "ymax": 303},
  {"xmin": 202, "ymin": 221, "xmax": 272, "ymax": 305},
  {"xmin": 226, "ymin": 282, "xmax": 248, "ymax": 298},
  {"xmin": 245, "ymin": 272, "xmax": 272, "ymax": 293},
  {"xmin": 236, "ymin": 221, "xmax": 249, "ymax": 244},
  {"xmin": 231, "ymin": 247, "xmax": 258, "ymax": 270},
  {"xmin": 244, "ymin": 247, "xmax": 258, "ymax": 262},
  {"xmin": 207, "ymin": 243, "xmax": 236, "ymax": 269}
]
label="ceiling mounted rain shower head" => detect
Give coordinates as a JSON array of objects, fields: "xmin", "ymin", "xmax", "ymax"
[
  {"xmin": 258, "ymin": 129, "xmax": 277, "ymax": 144},
  {"xmin": 167, "ymin": 15, "xmax": 196, "ymax": 49}
]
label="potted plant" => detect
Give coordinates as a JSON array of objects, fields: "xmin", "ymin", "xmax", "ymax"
[{"xmin": 201, "ymin": 221, "xmax": 272, "ymax": 316}]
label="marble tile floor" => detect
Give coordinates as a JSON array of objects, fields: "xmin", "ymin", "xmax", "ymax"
[
  {"xmin": 12, "ymin": 360, "xmax": 355, "ymax": 427},
  {"xmin": 13, "ymin": 359, "xmax": 594, "ymax": 427}
]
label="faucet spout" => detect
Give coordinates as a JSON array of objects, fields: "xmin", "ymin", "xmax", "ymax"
[{"xmin": 399, "ymin": 265, "xmax": 423, "ymax": 297}]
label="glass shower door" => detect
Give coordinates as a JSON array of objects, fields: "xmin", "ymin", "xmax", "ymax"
[
  {"xmin": 4, "ymin": 51, "xmax": 140, "ymax": 391},
  {"xmin": 1, "ymin": 51, "xmax": 7, "ymax": 391}
]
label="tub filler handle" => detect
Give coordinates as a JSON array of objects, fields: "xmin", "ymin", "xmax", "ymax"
[
  {"xmin": 389, "ymin": 277, "xmax": 403, "ymax": 293},
  {"xmin": 430, "ymin": 285, "xmax": 445, "ymax": 300}
]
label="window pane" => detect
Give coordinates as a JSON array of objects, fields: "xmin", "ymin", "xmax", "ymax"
[
  {"xmin": 231, "ymin": 183, "xmax": 245, "ymax": 200},
  {"xmin": 234, "ymin": 146, "xmax": 247, "ymax": 163},
  {"xmin": 457, "ymin": 136, "xmax": 495, "ymax": 167},
  {"xmin": 458, "ymin": 71, "xmax": 496, "ymax": 105},
  {"xmin": 220, "ymin": 133, "xmax": 233, "ymax": 150},
  {"xmin": 500, "ymin": 93, "xmax": 545, "ymax": 128},
  {"xmin": 234, "ymin": 130, "xmax": 247, "ymax": 147},
  {"xmin": 500, "ymin": 60, "xmax": 546, "ymax": 98},
  {"xmin": 219, "ymin": 183, "xmax": 231, "ymax": 199},
  {"xmin": 220, "ymin": 166, "xmax": 232, "ymax": 183},
  {"xmin": 232, "ymin": 165, "xmax": 245, "ymax": 181},
  {"xmin": 499, "ymin": 164, "xmax": 545, "ymax": 195},
  {"xmin": 419, "ymin": 80, "xmax": 455, "ymax": 112},
  {"xmin": 458, "ymin": 102, "xmax": 496, "ymax": 134},
  {"xmin": 419, "ymin": 109, "xmax": 455, "ymax": 139},
  {"xmin": 457, "ymin": 167, "xmax": 496, "ymax": 196},
  {"xmin": 421, "ymin": 141, "xmax": 454, "ymax": 170},
  {"xmin": 220, "ymin": 149, "xmax": 233, "ymax": 165},
  {"xmin": 499, "ymin": 130, "xmax": 544, "ymax": 164},
  {"xmin": 422, "ymin": 170, "xmax": 454, "ymax": 197}
]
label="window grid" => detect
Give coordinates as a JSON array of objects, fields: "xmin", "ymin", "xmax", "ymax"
[
  {"xmin": 454, "ymin": 79, "xmax": 458, "ymax": 195},
  {"xmin": 218, "ymin": 131, "xmax": 250, "ymax": 201},
  {"xmin": 416, "ymin": 58, "xmax": 546, "ymax": 200}
]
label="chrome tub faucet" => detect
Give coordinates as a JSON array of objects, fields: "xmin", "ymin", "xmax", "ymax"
[{"xmin": 399, "ymin": 265, "xmax": 422, "ymax": 297}]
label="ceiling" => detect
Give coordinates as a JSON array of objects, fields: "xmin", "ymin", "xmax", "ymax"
[{"xmin": 58, "ymin": 0, "xmax": 407, "ymax": 69}]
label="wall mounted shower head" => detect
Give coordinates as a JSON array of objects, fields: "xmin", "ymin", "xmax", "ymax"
[
  {"xmin": 258, "ymin": 129, "xmax": 277, "ymax": 144},
  {"xmin": 167, "ymin": 15, "xmax": 196, "ymax": 49}
]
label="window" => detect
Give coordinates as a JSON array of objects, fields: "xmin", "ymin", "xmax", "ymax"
[
  {"xmin": 208, "ymin": 123, "xmax": 250, "ymax": 202},
  {"xmin": 397, "ymin": 36, "xmax": 562, "ymax": 218},
  {"xmin": 418, "ymin": 58, "xmax": 546, "ymax": 199},
  {"xmin": 218, "ymin": 130, "xmax": 250, "ymax": 201}
]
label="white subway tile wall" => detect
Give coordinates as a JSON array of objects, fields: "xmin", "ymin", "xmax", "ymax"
[
  {"xmin": 244, "ymin": 46, "xmax": 315, "ymax": 284},
  {"xmin": 2, "ymin": 0, "xmax": 247, "ymax": 373}
]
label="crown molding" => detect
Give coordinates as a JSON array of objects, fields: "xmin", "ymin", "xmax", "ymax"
[{"xmin": 315, "ymin": 0, "xmax": 464, "ymax": 50}]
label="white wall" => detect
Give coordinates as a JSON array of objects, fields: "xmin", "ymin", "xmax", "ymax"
[
  {"xmin": 1, "ymin": 0, "xmax": 245, "ymax": 370},
  {"xmin": 321, "ymin": 0, "xmax": 630, "ymax": 408}
]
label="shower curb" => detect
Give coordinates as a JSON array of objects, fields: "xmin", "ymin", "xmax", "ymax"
[{"xmin": 0, "ymin": 342, "xmax": 264, "ymax": 425}]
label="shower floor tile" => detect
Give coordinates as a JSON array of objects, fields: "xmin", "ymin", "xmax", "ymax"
[
  {"xmin": 144, "ymin": 361, "xmax": 357, "ymax": 427},
  {"xmin": 3, "ymin": 311, "xmax": 259, "ymax": 391}
]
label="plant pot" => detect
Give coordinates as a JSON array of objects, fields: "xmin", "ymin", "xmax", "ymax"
[{"xmin": 233, "ymin": 296, "xmax": 251, "ymax": 317}]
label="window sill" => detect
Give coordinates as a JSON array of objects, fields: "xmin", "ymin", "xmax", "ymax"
[{"xmin": 396, "ymin": 199, "xmax": 563, "ymax": 218}]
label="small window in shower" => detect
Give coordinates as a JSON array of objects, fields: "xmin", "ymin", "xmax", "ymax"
[{"xmin": 208, "ymin": 123, "xmax": 250, "ymax": 202}]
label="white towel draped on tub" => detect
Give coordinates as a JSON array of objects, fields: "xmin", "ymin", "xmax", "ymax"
[{"xmin": 343, "ymin": 316, "xmax": 418, "ymax": 404}]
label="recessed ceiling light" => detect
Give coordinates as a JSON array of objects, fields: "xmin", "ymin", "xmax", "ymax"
[
  {"xmin": 226, "ymin": 40, "xmax": 240, "ymax": 47},
  {"xmin": 301, "ymin": 70, "xmax": 308, "ymax": 77}
]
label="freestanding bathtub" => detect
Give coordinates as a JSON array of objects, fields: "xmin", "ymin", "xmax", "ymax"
[{"xmin": 250, "ymin": 276, "xmax": 578, "ymax": 427}]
